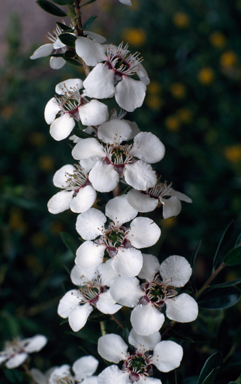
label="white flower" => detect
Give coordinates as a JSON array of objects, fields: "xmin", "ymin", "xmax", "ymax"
[
  {"xmin": 0, "ymin": 335, "xmax": 47, "ymax": 369},
  {"xmin": 119, "ymin": 0, "xmax": 132, "ymax": 4},
  {"xmin": 127, "ymin": 180, "xmax": 192, "ymax": 218},
  {"xmin": 75, "ymin": 195, "xmax": 161, "ymax": 277},
  {"xmin": 48, "ymin": 356, "xmax": 99, "ymax": 384},
  {"xmin": 44, "ymin": 78, "xmax": 108, "ymax": 141},
  {"xmin": 76, "ymin": 41, "xmax": 149, "ymax": 111},
  {"xmin": 110, "ymin": 255, "xmax": 198, "ymax": 335},
  {"xmin": 57, "ymin": 261, "xmax": 121, "ymax": 332},
  {"xmin": 97, "ymin": 330, "xmax": 183, "ymax": 384},
  {"xmin": 30, "ymin": 367, "xmax": 57, "ymax": 384},
  {"xmin": 72, "ymin": 126, "xmax": 165, "ymax": 192},
  {"xmin": 30, "ymin": 24, "xmax": 67, "ymax": 69},
  {"xmin": 30, "ymin": 25, "xmax": 106, "ymax": 70},
  {"xmin": 47, "ymin": 163, "xmax": 96, "ymax": 214}
]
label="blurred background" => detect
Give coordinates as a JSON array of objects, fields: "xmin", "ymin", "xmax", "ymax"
[{"xmin": 0, "ymin": 0, "xmax": 241, "ymax": 382}]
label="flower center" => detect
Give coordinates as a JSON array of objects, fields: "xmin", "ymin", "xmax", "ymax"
[
  {"xmin": 106, "ymin": 43, "xmax": 143, "ymax": 78},
  {"xmin": 147, "ymin": 181, "xmax": 173, "ymax": 200},
  {"xmin": 53, "ymin": 376, "xmax": 75, "ymax": 384},
  {"xmin": 65, "ymin": 165, "xmax": 88, "ymax": 194},
  {"xmin": 124, "ymin": 352, "xmax": 151, "ymax": 383},
  {"xmin": 4, "ymin": 339, "xmax": 22, "ymax": 355},
  {"xmin": 105, "ymin": 228, "xmax": 125, "ymax": 248},
  {"xmin": 78, "ymin": 278, "xmax": 103, "ymax": 306},
  {"xmin": 144, "ymin": 274, "xmax": 178, "ymax": 307}
]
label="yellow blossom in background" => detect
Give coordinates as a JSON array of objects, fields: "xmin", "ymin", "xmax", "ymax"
[
  {"xmin": 170, "ymin": 83, "xmax": 187, "ymax": 99},
  {"xmin": 148, "ymin": 81, "xmax": 162, "ymax": 94},
  {"xmin": 38, "ymin": 155, "xmax": 55, "ymax": 171},
  {"xmin": 173, "ymin": 12, "xmax": 190, "ymax": 29},
  {"xmin": 198, "ymin": 67, "xmax": 215, "ymax": 85},
  {"xmin": 220, "ymin": 51, "xmax": 238, "ymax": 68},
  {"xmin": 25, "ymin": 254, "xmax": 44, "ymax": 275},
  {"xmin": 31, "ymin": 232, "xmax": 47, "ymax": 247},
  {"xmin": 209, "ymin": 31, "xmax": 226, "ymax": 49},
  {"xmin": 0, "ymin": 105, "xmax": 14, "ymax": 120},
  {"xmin": 29, "ymin": 132, "xmax": 46, "ymax": 146},
  {"xmin": 146, "ymin": 95, "xmax": 163, "ymax": 110},
  {"xmin": 122, "ymin": 28, "xmax": 146, "ymax": 46},
  {"xmin": 50, "ymin": 221, "xmax": 65, "ymax": 234},
  {"xmin": 9, "ymin": 208, "xmax": 27, "ymax": 233},
  {"xmin": 165, "ymin": 115, "xmax": 180, "ymax": 132},
  {"xmin": 161, "ymin": 217, "xmax": 177, "ymax": 229},
  {"xmin": 176, "ymin": 108, "xmax": 193, "ymax": 123},
  {"xmin": 224, "ymin": 144, "xmax": 241, "ymax": 163}
]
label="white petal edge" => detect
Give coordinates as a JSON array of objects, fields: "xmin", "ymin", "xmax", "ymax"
[
  {"xmin": 115, "ymin": 76, "xmax": 146, "ymax": 112},
  {"xmin": 98, "ymin": 334, "xmax": 128, "ymax": 363},
  {"xmin": 152, "ymin": 340, "xmax": 183, "ymax": 372},
  {"xmin": 165, "ymin": 293, "xmax": 198, "ymax": 323},
  {"xmin": 110, "ymin": 276, "xmax": 143, "ymax": 307},
  {"xmin": 50, "ymin": 114, "xmax": 75, "ymax": 141},
  {"xmin": 73, "ymin": 355, "xmax": 99, "ymax": 380},
  {"xmin": 128, "ymin": 328, "xmax": 161, "ymax": 352},
  {"xmin": 96, "ymin": 290, "xmax": 122, "ymax": 314},
  {"xmin": 76, "ymin": 208, "xmax": 106, "ymax": 240},
  {"xmin": 127, "ymin": 217, "xmax": 161, "ymax": 249},
  {"xmin": 79, "ymin": 100, "xmax": 108, "ymax": 126},
  {"xmin": 127, "ymin": 189, "xmax": 158, "ymax": 213},
  {"xmin": 89, "ymin": 162, "xmax": 119, "ymax": 192},
  {"xmin": 138, "ymin": 254, "xmax": 160, "ymax": 282},
  {"xmin": 70, "ymin": 186, "xmax": 96, "ymax": 213},
  {"xmin": 131, "ymin": 132, "xmax": 165, "ymax": 163},
  {"xmin": 124, "ymin": 161, "xmax": 157, "ymax": 191},
  {"xmin": 105, "ymin": 195, "xmax": 137, "ymax": 226},
  {"xmin": 159, "ymin": 255, "xmax": 192, "ymax": 287},
  {"xmin": 131, "ymin": 303, "xmax": 165, "ymax": 336},
  {"xmin": 68, "ymin": 303, "xmax": 93, "ymax": 332},
  {"xmin": 112, "ymin": 248, "xmax": 143, "ymax": 277},
  {"xmin": 75, "ymin": 241, "xmax": 105, "ymax": 270}
]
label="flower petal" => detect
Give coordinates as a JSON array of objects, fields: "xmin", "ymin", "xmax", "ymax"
[
  {"xmin": 138, "ymin": 254, "xmax": 160, "ymax": 282},
  {"xmin": 83, "ymin": 63, "xmax": 115, "ymax": 99},
  {"xmin": 53, "ymin": 164, "xmax": 75, "ymax": 188},
  {"xmin": 70, "ymin": 186, "xmax": 96, "ymax": 213},
  {"xmin": 165, "ymin": 293, "xmax": 198, "ymax": 323},
  {"xmin": 105, "ymin": 195, "xmax": 137, "ymax": 226},
  {"xmin": 50, "ymin": 114, "xmax": 75, "ymax": 141},
  {"xmin": 98, "ymin": 334, "xmax": 128, "ymax": 363},
  {"xmin": 30, "ymin": 44, "xmax": 53, "ymax": 59},
  {"xmin": 127, "ymin": 189, "xmax": 158, "ymax": 213},
  {"xmin": 84, "ymin": 30, "xmax": 106, "ymax": 44},
  {"xmin": 162, "ymin": 196, "xmax": 182, "ymax": 219},
  {"xmin": 124, "ymin": 161, "xmax": 157, "ymax": 190},
  {"xmin": 159, "ymin": 255, "xmax": 192, "ymax": 287},
  {"xmin": 55, "ymin": 78, "xmax": 83, "ymax": 94},
  {"xmin": 110, "ymin": 276, "xmax": 143, "ymax": 307},
  {"xmin": 128, "ymin": 328, "xmax": 161, "ymax": 352},
  {"xmin": 98, "ymin": 119, "xmax": 132, "ymax": 144},
  {"xmin": 70, "ymin": 265, "xmax": 98, "ymax": 286},
  {"xmin": 50, "ymin": 56, "xmax": 66, "ymax": 70},
  {"xmin": 96, "ymin": 291, "xmax": 121, "ymax": 314},
  {"xmin": 75, "ymin": 37, "xmax": 106, "ymax": 66},
  {"xmin": 72, "ymin": 138, "xmax": 105, "ymax": 160},
  {"xmin": 76, "ymin": 208, "xmax": 106, "ymax": 240},
  {"xmin": 79, "ymin": 100, "xmax": 108, "ymax": 126},
  {"xmin": 112, "ymin": 248, "xmax": 143, "ymax": 277},
  {"xmin": 44, "ymin": 98, "xmax": 60, "ymax": 124},
  {"xmin": 131, "ymin": 304, "xmax": 165, "ymax": 336},
  {"xmin": 47, "ymin": 190, "xmax": 73, "ymax": 214},
  {"xmin": 127, "ymin": 217, "xmax": 161, "ymax": 249},
  {"xmin": 73, "ymin": 355, "xmax": 99, "ymax": 380},
  {"xmin": 89, "ymin": 162, "xmax": 119, "ymax": 192},
  {"xmin": 24, "ymin": 335, "xmax": 47, "ymax": 353},
  {"xmin": 98, "ymin": 365, "xmax": 130, "ymax": 384},
  {"xmin": 5, "ymin": 353, "xmax": 28, "ymax": 369},
  {"xmin": 98, "ymin": 259, "xmax": 119, "ymax": 287},
  {"xmin": 131, "ymin": 132, "xmax": 165, "ymax": 163},
  {"xmin": 171, "ymin": 189, "xmax": 192, "ymax": 203},
  {"xmin": 115, "ymin": 76, "xmax": 146, "ymax": 112},
  {"xmin": 69, "ymin": 303, "xmax": 93, "ymax": 332},
  {"xmin": 58, "ymin": 290, "xmax": 82, "ymax": 318},
  {"xmin": 152, "ymin": 340, "xmax": 183, "ymax": 372},
  {"xmin": 75, "ymin": 241, "xmax": 105, "ymax": 269}
]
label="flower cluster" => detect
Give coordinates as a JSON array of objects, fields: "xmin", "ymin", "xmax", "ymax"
[{"xmin": 27, "ymin": 0, "xmax": 198, "ymax": 382}]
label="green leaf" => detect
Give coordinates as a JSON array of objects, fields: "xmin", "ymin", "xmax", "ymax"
[
  {"xmin": 53, "ymin": 0, "xmax": 75, "ymax": 5},
  {"xmin": 4, "ymin": 369, "xmax": 26, "ymax": 383},
  {"xmin": 235, "ymin": 233, "xmax": 241, "ymax": 247},
  {"xmin": 82, "ymin": 15, "xmax": 97, "ymax": 29},
  {"xmin": 59, "ymin": 33, "xmax": 76, "ymax": 48},
  {"xmin": 56, "ymin": 22, "xmax": 74, "ymax": 32},
  {"xmin": 64, "ymin": 57, "xmax": 82, "ymax": 66},
  {"xmin": 81, "ymin": 0, "xmax": 97, "ymax": 6},
  {"xmin": 198, "ymin": 286, "xmax": 241, "ymax": 309},
  {"xmin": 213, "ymin": 221, "xmax": 234, "ymax": 269},
  {"xmin": 183, "ymin": 378, "xmax": 198, "ymax": 384},
  {"xmin": 60, "ymin": 232, "xmax": 79, "ymax": 256},
  {"xmin": 37, "ymin": 0, "xmax": 67, "ymax": 16},
  {"xmin": 191, "ymin": 240, "xmax": 202, "ymax": 289},
  {"xmin": 64, "ymin": 50, "xmax": 76, "ymax": 58},
  {"xmin": 197, "ymin": 352, "xmax": 222, "ymax": 384},
  {"xmin": 202, "ymin": 367, "xmax": 221, "ymax": 384},
  {"xmin": 211, "ymin": 278, "xmax": 241, "ymax": 288},
  {"xmin": 223, "ymin": 246, "xmax": 241, "ymax": 266}
]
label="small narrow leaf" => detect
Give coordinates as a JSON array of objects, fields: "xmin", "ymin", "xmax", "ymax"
[
  {"xmin": 198, "ymin": 286, "xmax": 241, "ymax": 309},
  {"xmin": 213, "ymin": 221, "xmax": 234, "ymax": 269},
  {"xmin": 53, "ymin": 0, "xmax": 75, "ymax": 5},
  {"xmin": 197, "ymin": 352, "xmax": 222, "ymax": 384},
  {"xmin": 223, "ymin": 246, "xmax": 241, "ymax": 266},
  {"xmin": 82, "ymin": 15, "xmax": 97, "ymax": 29},
  {"xmin": 59, "ymin": 33, "xmax": 76, "ymax": 48},
  {"xmin": 211, "ymin": 278, "xmax": 241, "ymax": 288},
  {"xmin": 81, "ymin": 0, "xmax": 97, "ymax": 6},
  {"xmin": 202, "ymin": 367, "xmax": 221, "ymax": 384},
  {"xmin": 37, "ymin": 0, "xmax": 67, "ymax": 16},
  {"xmin": 60, "ymin": 232, "xmax": 79, "ymax": 256},
  {"xmin": 56, "ymin": 22, "xmax": 74, "ymax": 32},
  {"xmin": 64, "ymin": 57, "xmax": 82, "ymax": 66}
]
